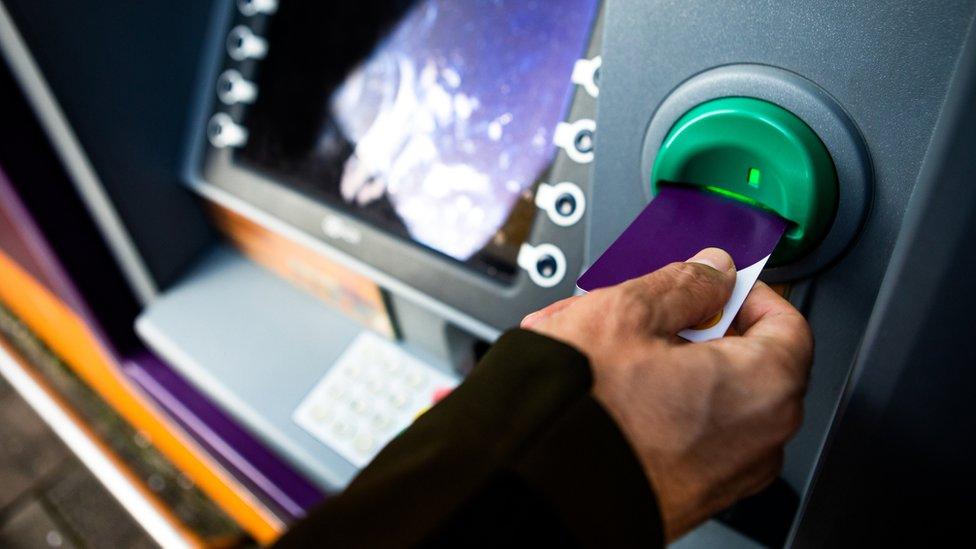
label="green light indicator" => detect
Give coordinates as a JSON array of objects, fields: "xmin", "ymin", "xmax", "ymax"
[
  {"xmin": 747, "ymin": 167, "xmax": 762, "ymax": 188},
  {"xmin": 703, "ymin": 185, "xmax": 771, "ymax": 212}
]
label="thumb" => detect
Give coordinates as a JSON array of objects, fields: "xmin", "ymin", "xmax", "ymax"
[{"xmin": 625, "ymin": 248, "xmax": 737, "ymax": 336}]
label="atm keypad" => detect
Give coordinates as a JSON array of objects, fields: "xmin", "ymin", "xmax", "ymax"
[{"xmin": 293, "ymin": 332, "xmax": 458, "ymax": 467}]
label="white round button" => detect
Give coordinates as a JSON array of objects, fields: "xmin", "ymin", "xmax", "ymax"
[
  {"xmin": 517, "ymin": 243, "xmax": 567, "ymax": 288},
  {"xmin": 535, "ymin": 181, "xmax": 586, "ymax": 227},
  {"xmin": 571, "ymin": 56, "xmax": 602, "ymax": 98},
  {"xmin": 227, "ymin": 25, "xmax": 268, "ymax": 61},
  {"xmin": 207, "ymin": 113, "xmax": 248, "ymax": 148},
  {"xmin": 216, "ymin": 69, "xmax": 258, "ymax": 105},
  {"xmin": 553, "ymin": 119, "xmax": 596, "ymax": 164},
  {"xmin": 238, "ymin": 0, "xmax": 278, "ymax": 16}
]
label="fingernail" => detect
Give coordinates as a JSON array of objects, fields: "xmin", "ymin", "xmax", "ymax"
[
  {"xmin": 687, "ymin": 248, "xmax": 735, "ymax": 273},
  {"xmin": 520, "ymin": 311, "xmax": 540, "ymax": 328}
]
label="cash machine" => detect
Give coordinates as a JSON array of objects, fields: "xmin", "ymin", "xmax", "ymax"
[
  {"xmin": 143, "ymin": 0, "xmax": 605, "ymax": 487},
  {"xmin": 2, "ymin": 0, "xmax": 973, "ymax": 545}
]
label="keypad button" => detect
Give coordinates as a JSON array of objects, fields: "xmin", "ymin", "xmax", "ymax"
[
  {"xmin": 382, "ymin": 359, "xmax": 402, "ymax": 376},
  {"xmin": 326, "ymin": 382, "xmax": 349, "ymax": 402},
  {"xmin": 366, "ymin": 377, "xmax": 385, "ymax": 394},
  {"xmin": 310, "ymin": 404, "xmax": 333, "ymax": 423},
  {"xmin": 354, "ymin": 434, "xmax": 376, "ymax": 454},
  {"xmin": 331, "ymin": 419, "xmax": 355, "ymax": 439},
  {"xmin": 349, "ymin": 398, "xmax": 368, "ymax": 415},
  {"xmin": 405, "ymin": 370, "xmax": 427, "ymax": 389},
  {"xmin": 370, "ymin": 413, "xmax": 393, "ymax": 432},
  {"xmin": 388, "ymin": 391, "xmax": 411, "ymax": 410}
]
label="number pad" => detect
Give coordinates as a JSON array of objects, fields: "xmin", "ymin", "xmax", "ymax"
[{"xmin": 294, "ymin": 332, "xmax": 458, "ymax": 467}]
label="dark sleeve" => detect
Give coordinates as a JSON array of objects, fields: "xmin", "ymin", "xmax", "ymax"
[{"xmin": 276, "ymin": 329, "xmax": 664, "ymax": 548}]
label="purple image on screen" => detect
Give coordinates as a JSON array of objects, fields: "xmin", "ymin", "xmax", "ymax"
[{"xmin": 327, "ymin": 0, "xmax": 598, "ymax": 261}]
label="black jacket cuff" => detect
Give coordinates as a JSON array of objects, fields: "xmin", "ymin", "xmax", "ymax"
[
  {"xmin": 513, "ymin": 392, "xmax": 664, "ymax": 547},
  {"xmin": 500, "ymin": 332, "xmax": 664, "ymax": 547}
]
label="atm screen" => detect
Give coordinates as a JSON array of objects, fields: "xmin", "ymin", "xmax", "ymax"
[{"xmin": 241, "ymin": 0, "xmax": 599, "ymax": 283}]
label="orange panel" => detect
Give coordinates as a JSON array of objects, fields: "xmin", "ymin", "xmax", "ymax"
[
  {"xmin": 0, "ymin": 250, "xmax": 285, "ymax": 544},
  {"xmin": 210, "ymin": 203, "xmax": 395, "ymax": 337}
]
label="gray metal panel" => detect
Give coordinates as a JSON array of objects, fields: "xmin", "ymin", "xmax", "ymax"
[
  {"xmin": 135, "ymin": 246, "xmax": 370, "ymax": 489},
  {"xmin": 790, "ymin": 20, "xmax": 976, "ymax": 546},
  {"xmin": 593, "ymin": 0, "xmax": 975, "ymax": 544}
]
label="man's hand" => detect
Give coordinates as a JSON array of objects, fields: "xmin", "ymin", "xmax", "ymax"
[{"xmin": 521, "ymin": 248, "xmax": 813, "ymax": 542}]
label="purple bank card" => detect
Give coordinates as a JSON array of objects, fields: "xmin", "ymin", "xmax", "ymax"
[{"xmin": 578, "ymin": 186, "xmax": 787, "ymax": 341}]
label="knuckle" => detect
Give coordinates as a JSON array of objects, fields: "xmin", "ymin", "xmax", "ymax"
[
  {"xmin": 618, "ymin": 284, "xmax": 650, "ymax": 313},
  {"xmin": 657, "ymin": 263, "xmax": 728, "ymax": 318},
  {"xmin": 608, "ymin": 284, "xmax": 654, "ymax": 328},
  {"xmin": 668, "ymin": 261, "xmax": 720, "ymax": 292}
]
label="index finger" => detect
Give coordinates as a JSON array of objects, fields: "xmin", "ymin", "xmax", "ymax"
[
  {"xmin": 734, "ymin": 281, "xmax": 813, "ymax": 372},
  {"xmin": 521, "ymin": 295, "xmax": 582, "ymax": 329}
]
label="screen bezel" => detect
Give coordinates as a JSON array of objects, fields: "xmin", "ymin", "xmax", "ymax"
[{"xmin": 189, "ymin": 1, "xmax": 604, "ymax": 333}]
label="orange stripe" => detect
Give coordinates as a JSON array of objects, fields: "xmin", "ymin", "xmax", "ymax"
[{"xmin": 0, "ymin": 250, "xmax": 284, "ymax": 544}]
